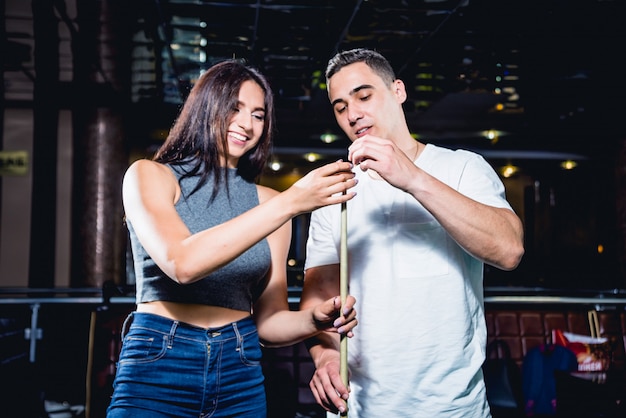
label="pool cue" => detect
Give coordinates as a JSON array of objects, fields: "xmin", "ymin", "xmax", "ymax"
[{"xmin": 340, "ymin": 199, "xmax": 349, "ymax": 417}]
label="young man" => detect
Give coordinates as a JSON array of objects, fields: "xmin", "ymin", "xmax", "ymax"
[{"xmin": 300, "ymin": 48, "xmax": 524, "ymax": 417}]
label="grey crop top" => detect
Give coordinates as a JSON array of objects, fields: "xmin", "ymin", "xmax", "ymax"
[{"xmin": 128, "ymin": 163, "xmax": 271, "ymax": 312}]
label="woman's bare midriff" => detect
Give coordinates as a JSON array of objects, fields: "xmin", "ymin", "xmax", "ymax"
[{"xmin": 136, "ymin": 301, "xmax": 251, "ymax": 329}]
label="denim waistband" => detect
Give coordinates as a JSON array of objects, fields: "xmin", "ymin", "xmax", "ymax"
[{"xmin": 122, "ymin": 311, "xmax": 256, "ymax": 342}]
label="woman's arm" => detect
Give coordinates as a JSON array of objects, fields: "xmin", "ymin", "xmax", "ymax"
[
  {"xmin": 252, "ymin": 186, "xmax": 356, "ymax": 347},
  {"xmin": 123, "ymin": 159, "xmax": 356, "ymax": 284}
]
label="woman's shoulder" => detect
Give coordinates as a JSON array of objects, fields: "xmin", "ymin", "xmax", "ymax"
[
  {"xmin": 123, "ymin": 159, "xmax": 180, "ymax": 205},
  {"xmin": 124, "ymin": 159, "xmax": 178, "ymax": 190},
  {"xmin": 127, "ymin": 159, "xmax": 172, "ymax": 177}
]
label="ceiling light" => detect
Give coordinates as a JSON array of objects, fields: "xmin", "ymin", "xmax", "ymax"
[
  {"xmin": 560, "ymin": 160, "xmax": 578, "ymax": 170},
  {"xmin": 269, "ymin": 161, "xmax": 283, "ymax": 171},
  {"xmin": 484, "ymin": 129, "xmax": 499, "ymax": 144},
  {"xmin": 320, "ymin": 133, "xmax": 339, "ymax": 143},
  {"xmin": 500, "ymin": 164, "xmax": 519, "ymax": 178},
  {"xmin": 305, "ymin": 153, "xmax": 321, "ymax": 162}
]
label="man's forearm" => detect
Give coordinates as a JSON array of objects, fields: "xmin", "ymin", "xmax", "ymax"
[{"xmin": 306, "ymin": 332, "xmax": 340, "ymax": 367}]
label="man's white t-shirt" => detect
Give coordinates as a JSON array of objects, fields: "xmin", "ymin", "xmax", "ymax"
[{"xmin": 305, "ymin": 144, "xmax": 513, "ymax": 418}]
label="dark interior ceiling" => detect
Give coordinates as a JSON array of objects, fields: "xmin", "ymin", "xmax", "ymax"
[{"xmin": 3, "ymin": 0, "xmax": 625, "ymax": 162}]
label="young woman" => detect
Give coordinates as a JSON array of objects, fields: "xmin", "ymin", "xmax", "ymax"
[{"xmin": 107, "ymin": 59, "xmax": 358, "ymax": 418}]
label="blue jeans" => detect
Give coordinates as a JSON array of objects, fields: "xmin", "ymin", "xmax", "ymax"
[{"xmin": 106, "ymin": 312, "xmax": 266, "ymax": 418}]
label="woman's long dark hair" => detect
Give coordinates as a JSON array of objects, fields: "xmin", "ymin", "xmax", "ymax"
[{"xmin": 154, "ymin": 59, "xmax": 275, "ymax": 198}]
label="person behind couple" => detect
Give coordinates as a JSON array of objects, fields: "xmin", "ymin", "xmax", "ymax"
[
  {"xmin": 300, "ymin": 48, "xmax": 525, "ymax": 417},
  {"xmin": 106, "ymin": 59, "xmax": 359, "ymax": 418}
]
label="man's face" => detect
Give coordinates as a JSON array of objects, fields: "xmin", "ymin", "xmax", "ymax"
[{"xmin": 327, "ymin": 62, "xmax": 405, "ymax": 142}]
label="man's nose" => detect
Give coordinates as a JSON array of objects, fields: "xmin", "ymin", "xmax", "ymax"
[{"xmin": 347, "ymin": 106, "xmax": 363, "ymax": 125}]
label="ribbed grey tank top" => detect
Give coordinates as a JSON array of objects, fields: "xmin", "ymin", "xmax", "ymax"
[{"xmin": 129, "ymin": 163, "xmax": 271, "ymax": 312}]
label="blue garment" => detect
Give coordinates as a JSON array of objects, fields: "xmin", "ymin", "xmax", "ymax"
[
  {"xmin": 522, "ymin": 344, "xmax": 578, "ymax": 416},
  {"xmin": 107, "ymin": 312, "xmax": 266, "ymax": 418}
]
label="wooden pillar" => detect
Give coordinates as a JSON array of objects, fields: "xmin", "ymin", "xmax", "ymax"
[{"xmin": 70, "ymin": 0, "xmax": 130, "ymax": 288}]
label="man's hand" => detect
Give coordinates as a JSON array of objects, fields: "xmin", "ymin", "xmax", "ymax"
[
  {"xmin": 309, "ymin": 350, "xmax": 350, "ymax": 414},
  {"xmin": 348, "ymin": 134, "xmax": 418, "ymax": 192}
]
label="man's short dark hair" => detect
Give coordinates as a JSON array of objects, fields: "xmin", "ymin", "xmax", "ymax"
[{"xmin": 326, "ymin": 48, "xmax": 396, "ymax": 85}]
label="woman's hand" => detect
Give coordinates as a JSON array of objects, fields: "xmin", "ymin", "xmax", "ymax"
[
  {"xmin": 313, "ymin": 295, "xmax": 358, "ymax": 337},
  {"xmin": 287, "ymin": 160, "xmax": 357, "ymax": 214}
]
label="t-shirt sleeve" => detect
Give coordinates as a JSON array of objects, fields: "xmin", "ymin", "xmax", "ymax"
[
  {"xmin": 457, "ymin": 151, "xmax": 513, "ymax": 210},
  {"xmin": 303, "ymin": 205, "xmax": 340, "ymax": 271}
]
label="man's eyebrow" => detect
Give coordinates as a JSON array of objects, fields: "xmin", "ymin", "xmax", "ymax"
[{"xmin": 330, "ymin": 84, "xmax": 374, "ymax": 107}]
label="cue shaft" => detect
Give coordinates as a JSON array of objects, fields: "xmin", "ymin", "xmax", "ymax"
[{"xmin": 339, "ymin": 200, "xmax": 348, "ymax": 417}]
